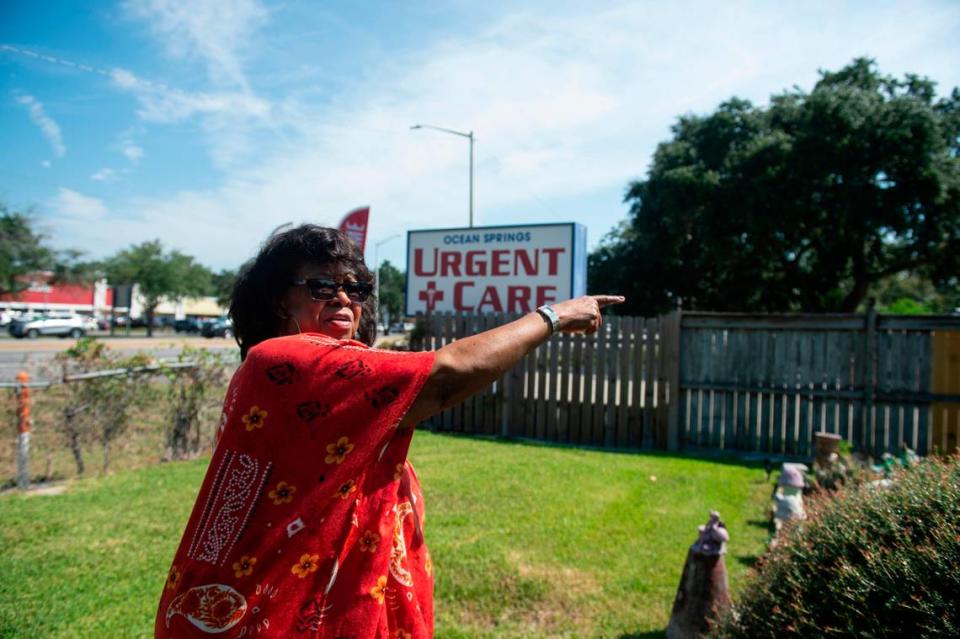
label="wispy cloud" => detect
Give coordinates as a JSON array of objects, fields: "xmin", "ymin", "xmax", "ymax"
[
  {"xmin": 122, "ymin": 0, "xmax": 267, "ymax": 91},
  {"xmin": 115, "ymin": 0, "xmax": 274, "ymax": 167},
  {"xmin": 53, "ymin": 188, "xmax": 108, "ymax": 221},
  {"xmin": 90, "ymin": 168, "xmax": 118, "ymax": 182},
  {"xmin": 21, "ymin": 1, "xmax": 960, "ymax": 270},
  {"xmin": 109, "ymin": 67, "xmax": 270, "ymax": 123},
  {"xmin": 121, "ymin": 141, "xmax": 144, "ymax": 163},
  {"xmin": 15, "ymin": 94, "xmax": 66, "ymax": 158}
]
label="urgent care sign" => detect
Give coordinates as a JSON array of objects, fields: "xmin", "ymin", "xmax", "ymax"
[{"xmin": 405, "ymin": 223, "xmax": 587, "ymax": 315}]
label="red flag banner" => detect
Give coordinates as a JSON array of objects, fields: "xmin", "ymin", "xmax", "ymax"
[{"xmin": 338, "ymin": 206, "xmax": 370, "ymax": 253}]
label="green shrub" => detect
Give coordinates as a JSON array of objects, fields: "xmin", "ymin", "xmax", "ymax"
[{"xmin": 712, "ymin": 455, "xmax": 960, "ymax": 639}]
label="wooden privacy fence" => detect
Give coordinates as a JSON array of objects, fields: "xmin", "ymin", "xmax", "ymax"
[
  {"xmin": 411, "ymin": 310, "xmax": 960, "ymax": 458},
  {"xmin": 679, "ymin": 312, "xmax": 960, "ymax": 458},
  {"xmin": 411, "ymin": 312, "xmax": 678, "ymax": 450}
]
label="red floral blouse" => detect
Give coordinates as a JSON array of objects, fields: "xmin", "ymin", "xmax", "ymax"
[{"xmin": 155, "ymin": 333, "xmax": 436, "ymax": 638}]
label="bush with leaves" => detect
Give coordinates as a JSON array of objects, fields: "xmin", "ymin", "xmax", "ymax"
[
  {"xmin": 163, "ymin": 346, "xmax": 231, "ymax": 460},
  {"xmin": 711, "ymin": 455, "xmax": 960, "ymax": 638},
  {"xmin": 52, "ymin": 338, "xmax": 151, "ymax": 474}
]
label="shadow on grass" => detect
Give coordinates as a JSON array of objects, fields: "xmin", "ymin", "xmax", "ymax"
[
  {"xmin": 618, "ymin": 631, "xmax": 666, "ymax": 639},
  {"xmin": 735, "ymin": 554, "xmax": 761, "ymax": 568},
  {"xmin": 746, "ymin": 518, "xmax": 773, "ymax": 529},
  {"xmin": 421, "ymin": 428, "xmax": 786, "ymax": 472}
]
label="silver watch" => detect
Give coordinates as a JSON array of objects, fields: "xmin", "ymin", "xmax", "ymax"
[{"xmin": 536, "ymin": 304, "xmax": 561, "ymax": 334}]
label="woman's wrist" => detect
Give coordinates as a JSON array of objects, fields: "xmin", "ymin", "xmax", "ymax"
[{"xmin": 535, "ymin": 304, "xmax": 561, "ymax": 334}]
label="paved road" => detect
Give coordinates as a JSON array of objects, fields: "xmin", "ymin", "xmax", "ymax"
[
  {"xmin": 0, "ymin": 334, "xmax": 238, "ymax": 381},
  {"xmin": 0, "ymin": 333, "xmax": 407, "ymax": 381}
]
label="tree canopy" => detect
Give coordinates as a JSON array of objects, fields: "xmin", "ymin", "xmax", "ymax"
[
  {"xmin": 211, "ymin": 268, "xmax": 236, "ymax": 309},
  {"xmin": 376, "ymin": 260, "xmax": 405, "ymax": 327},
  {"xmin": 591, "ymin": 58, "xmax": 960, "ymax": 315},
  {"xmin": 0, "ymin": 203, "xmax": 95, "ymax": 296},
  {"xmin": 0, "ymin": 205, "xmax": 52, "ymax": 297},
  {"xmin": 103, "ymin": 240, "xmax": 212, "ymax": 335}
]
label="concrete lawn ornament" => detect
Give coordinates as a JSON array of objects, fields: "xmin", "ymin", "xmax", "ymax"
[
  {"xmin": 666, "ymin": 511, "xmax": 731, "ymax": 639},
  {"xmin": 813, "ymin": 431, "xmax": 848, "ymax": 490},
  {"xmin": 772, "ymin": 463, "xmax": 806, "ymax": 541}
]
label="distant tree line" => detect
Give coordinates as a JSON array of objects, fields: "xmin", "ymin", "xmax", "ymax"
[
  {"xmin": 0, "ymin": 203, "xmax": 236, "ymax": 335},
  {"xmin": 590, "ymin": 58, "xmax": 960, "ymax": 316},
  {"xmin": 0, "ymin": 204, "xmax": 409, "ymax": 336}
]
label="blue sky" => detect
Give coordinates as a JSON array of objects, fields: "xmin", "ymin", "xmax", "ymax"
[{"xmin": 2, "ymin": 0, "xmax": 959, "ymax": 272}]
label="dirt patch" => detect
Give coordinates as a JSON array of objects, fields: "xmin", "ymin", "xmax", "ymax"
[
  {"xmin": 0, "ymin": 480, "xmax": 69, "ymax": 497},
  {"xmin": 496, "ymin": 550, "xmax": 604, "ymax": 635}
]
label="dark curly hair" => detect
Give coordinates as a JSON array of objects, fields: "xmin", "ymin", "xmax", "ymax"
[{"xmin": 230, "ymin": 224, "xmax": 376, "ymax": 359}]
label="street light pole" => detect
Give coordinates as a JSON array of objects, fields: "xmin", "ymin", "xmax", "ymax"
[
  {"xmin": 411, "ymin": 123, "xmax": 475, "ymax": 228},
  {"xmin": 373, "ymin": 234, "xmax": 401, "ymax": 331}
]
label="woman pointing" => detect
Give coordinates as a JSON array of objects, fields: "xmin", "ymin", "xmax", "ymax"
[{"xmin": 155, "ymin": 224, "xmax": 623, "ymax": 639}]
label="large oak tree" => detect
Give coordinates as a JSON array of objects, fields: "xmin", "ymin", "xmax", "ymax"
[
  {"xmin": 104, "ymin": 240, "xmax": 212, "ymax": 336},
  {"xmin": 591, "ymin": 59, "xmax": 960, "ymax": 315}
]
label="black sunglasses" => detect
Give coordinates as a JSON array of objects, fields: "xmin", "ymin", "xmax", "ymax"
[{"xmin": 291, "ymin": 278, "xmax": 373, "ymax": 303}]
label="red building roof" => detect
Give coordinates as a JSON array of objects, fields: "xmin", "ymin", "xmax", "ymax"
[{"xmin": 0, "ymin": 275, "xmax": 113, "ymax": 307}]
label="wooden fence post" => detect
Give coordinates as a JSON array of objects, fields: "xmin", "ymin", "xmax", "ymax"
[
  {"xmin": 862, "ymin": 300, "xmax": 877, "ymax": 455},
  {"xmin": 660, "ymin": 309, "xmax": 683, "ymax": 451},
  {"xmin": 15, "ymin": 371, "xmax": 32, "ymax": 490}
]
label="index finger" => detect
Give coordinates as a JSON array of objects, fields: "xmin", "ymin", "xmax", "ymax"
[{"xmin": 591, "ymin": 295, "xmax": 626, "ymax": 308}]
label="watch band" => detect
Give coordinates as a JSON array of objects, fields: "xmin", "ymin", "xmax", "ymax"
[{"xmin": 536, "ymin": 304, "xmax": 561, "ymax": 334}]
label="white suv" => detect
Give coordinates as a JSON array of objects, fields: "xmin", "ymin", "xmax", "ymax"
[{"xmin": 9, "ymin": 314, "xmax": 99, "ymax": 339}]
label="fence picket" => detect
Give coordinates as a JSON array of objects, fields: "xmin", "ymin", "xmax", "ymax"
[{"xmin": 581, "ymin": 332, "xmax": 595, "ymax": 445}]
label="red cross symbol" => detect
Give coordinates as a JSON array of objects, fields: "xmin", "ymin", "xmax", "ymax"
[{"xmin": 418, "ymin": 281, "xmax": 444, "ymax": 312}]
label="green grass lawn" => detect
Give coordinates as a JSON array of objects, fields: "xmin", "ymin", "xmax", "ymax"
[{"xmin": 0, "ymin": 432, "xmax": 772, "ymax": 638}]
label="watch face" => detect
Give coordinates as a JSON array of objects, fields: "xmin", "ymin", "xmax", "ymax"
[{"xmin": 538, "ymin": 305, "xmax": 560, "ymax": 332}]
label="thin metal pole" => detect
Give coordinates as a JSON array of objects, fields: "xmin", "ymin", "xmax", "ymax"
[
  {"xmin": 469, "ymin": 131, "xmax": 474, "ymax": 228},
  {"xmin": 410, "ymin": 124, "xmax": 476, "ymax": 228},
  {"xmin": 15, "ymin": 371, "xmax": 31, "ymax": 490},
  {"xmin": 374, "ymin": 242, "xmax": 381, "ymax": 330},
  {"xmin": 372, "ymin": 234, "xmax": 400, "ymax": 331}
]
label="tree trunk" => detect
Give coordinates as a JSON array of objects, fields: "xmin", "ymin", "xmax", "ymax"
[
  {"xmin": 146, "ymin": 306, "xmax": 154, "ymax": 338},
  {"xmin": 840, "ymin": 276, "xmax": 870, "ymax": 312},
  {"xmin": 68, "ymin": 425, "xmax": 85, "ymax": 476},
  {"xmin": 169, "ymin": 406, "xmax": 191, "ymax": 460},
  {"xmin": 102, "ymin": 438, "xmax": 110, "ymax": 474}
]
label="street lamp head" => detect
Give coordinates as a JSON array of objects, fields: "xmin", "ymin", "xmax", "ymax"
[{"xmin": 410, "ymin": 124, "xmax": 422, "ymax": 130}]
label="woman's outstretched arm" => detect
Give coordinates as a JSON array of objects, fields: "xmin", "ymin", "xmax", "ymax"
[{"xmin": 401, "ymin": 295, "xmax": 624, "ymax": 426}]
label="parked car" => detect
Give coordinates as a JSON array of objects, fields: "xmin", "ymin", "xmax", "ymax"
[
  {"xmin": 174, "ymin": 318, "xmax": 204, "ymax": 333},
  {"xmin": 6, "ymin": 313, "xmax": 41, "ymax": 336},
  {"xmin": 9, "ymin": 314, "xmax": 98, "ymax": 339},
  {"xmin": 130, "ymin": 316, "xmax": 165, "ymax": 329},
  {"xmin": 202, "ymin": 317, "xmax": 233, "ymax": 339}
]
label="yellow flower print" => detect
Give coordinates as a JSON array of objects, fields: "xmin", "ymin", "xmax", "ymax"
[
  {"xmin": 242, "ymin": 405, "xmax": 268, "ymax": 431},
  {"xmin": 166, "ymin": 565, "xmax": 181, "ymax": 590},
  {"xmin": 268, "ymin": 481, "xmax": 296, "ymax": 505},
  {"xmin": 393, "ymin": 630, "xmax": 412, "ymax": 639},
  {"xmin": 359, "ymin": 529, "xmax": 380, "ymax": 553},
  {"xmin": 336, "ymin": 479, "xmax": 357, "ymax": 500},
  {"xmin": 369, "ymin": 575, "xmax": 388, "ymax": 604},
  {"xmin": 232, "ymin": 555, "xmax": 256, "ymax": 578},
  {"xmin": 424, "ymin": 554, "xmax": 433, "ymax": 577},
  {"xmin": 325, "ymin": 436, "xmax": 355, "ymax": 464},
  {"xmin": 292, "ymin": 553, "xmax": 320, "ymax": 579},
  {"xmin": 393, "ymin": 463, "xmax": 404, "ymax": 481}
]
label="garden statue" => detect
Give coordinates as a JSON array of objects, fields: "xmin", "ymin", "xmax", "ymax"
[
  {"xmin": 772, "ymin": 463, "xmax": 806, "ymax": 539},
  {"xmin": 666, "ymin": 511, "xmax": 731, "ymax": 639},
  {"xmin": 813, "ymin": 431, "xmax": 848, "ymax": 490},
  {"xmin": 899, "ymin": 442, "xmax": 920, "ymax": 468}
]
